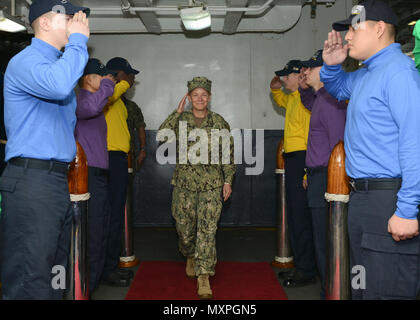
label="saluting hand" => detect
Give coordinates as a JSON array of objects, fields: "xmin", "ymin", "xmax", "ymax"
[
  {"xmin": 270, "ymin": 76, "xmax": 283, "ymax": 90},
  {"xmin": 67, "ymin": 11, "xmax": 90, "ymax": 39},
  {"xmin": 177, "ymin": 93, "xmax": 189, "ymax": 114},
  {"xmin": 117, "ymin": 72, "xmax": 135, "ymax": 87},
  {"xmin": 298, "ymin": 71, "xmax": 309, "ymax": 90},
  {"xmin": 323, "ymin": 30, "xmax": 348, "ymax": 66},
  {"xmin": 103, "ymin": 74, "xmax": 117, "ymax": 84}
]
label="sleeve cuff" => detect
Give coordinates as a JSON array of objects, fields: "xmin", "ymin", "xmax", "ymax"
[
  {"xmin": 298, "ymin": 87, "xmax": 312, "ymax": 95},
  {"xmin": 68, "ymin": 33, "xmax": 89, "ymax": 45},
  {"xmin": 224, "ymin": 176, "xmax": 234, "ymax": 185},
  {"xmin": 395, "ymin": 202, "xmax": 419, "ymax": 220},
  {"xmin": 321, "ymin": 63, "xmax": 342, "ymax": 72},
  {"xmin": 101, "ymin": 78, "xmax": 115, "ymax": 86},
  {"xmin": 119, "ymin": 80, "xmax": 130, "ymax": 89}
]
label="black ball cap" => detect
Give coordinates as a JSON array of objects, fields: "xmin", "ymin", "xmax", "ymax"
[
  {"xmin": 332, "ymin": 0, "xmax": 398, "ymax": 31},
  {"xmin": 29, "ymin": 0, "xmax": 90, "ymax": 25},
  {"xmin": 275, "ymin": 60, "xmax": 303, "ymax": 77},
  {"xmin": 83, "ymin": 58, "xmax": 117, "ymax": 77},
  {"xmin": 106, "ymin": 57, "xmax": 140, "ymax": 75},
  {"xmin": 301, "ymin": 50, "xmax": 323, "ymax": 68}
]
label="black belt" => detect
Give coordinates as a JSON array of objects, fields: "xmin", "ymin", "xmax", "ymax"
[
  {"xmin": 9, "ymin": 157, "xmax": 69, "ymax": 174},
  {"xmin": 109, "ymin": 151, "xmax": 127, "ymax": 157},
  {"xmin": 349, "ymin": 178, "xmax": 402, "ymax": 192},
  {"xmin": 88, "ymin": 166, "xmax": 109, "ymax": 177},
  {"xmin": 305, "ymin": 166, "xmax": 328, "ymax": 175},
  {"xmin": 283, "ymin": 151, "xmax": 306, "ymax": 158}
]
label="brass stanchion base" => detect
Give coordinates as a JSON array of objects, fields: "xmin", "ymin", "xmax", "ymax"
[
  {"xmin": 271, "ymin": 256, "xmax": 295, "ymax": 269},
  {"xmin": 271, "ymin": 261, "xmax": 295, "ymax": 269},
  {"xmin": 119, "ymin": 256, "xmax": 140, "ymax": 268}
]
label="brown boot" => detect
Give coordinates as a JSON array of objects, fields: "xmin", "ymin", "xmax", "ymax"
[
  {"xmin": 197, "ymin": 274, "xmax": 213, "ymax": 299},
  {"xmin": 186, "ymin": 256, "xmax": 196, "ymax": 278}
]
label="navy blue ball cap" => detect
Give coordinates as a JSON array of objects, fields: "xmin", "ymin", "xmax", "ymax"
[
  {"xmin": 106, "ymin": 57, "xmax": 139, "ymax": 75},
  {"xmin": 332, "ymin": 0, "xmax": 398, "ymax": 31},
  {"xmin": 275, "ymin": 60, "xmax": 303, "ymax": 77},
  {"xmin": 83, "ymin": 58, "xmax": 117, "ymax": 77},
  {"xmin": 29, "ymin": 0, "xmax": 90, "ymax": 25},
  {"xmin": 301, "ymin": 50, "xmax": 323, "ymax": 68}
]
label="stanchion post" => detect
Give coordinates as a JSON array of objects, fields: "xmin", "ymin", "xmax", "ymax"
[
  {"xmin": 66, "ymin": 141, "xmax": 90, "ymax": 300},
  {"xmin": 119, "ymin": 152, "xmax": 139, "ymax": 268},
  {"xmin": 325, "ymin": 140, "xmax": 351, "ymax": 300},
  {"xmin": 271, "ymin": 138, "xmax": 294, "ymax": 269}
]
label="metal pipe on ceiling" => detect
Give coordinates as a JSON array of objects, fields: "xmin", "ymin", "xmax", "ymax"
[
  {"xmin": 89, "ymin": 0, "xmax": 274, "ymax": 15},
  {"xmin": 11, "ymin": 0, "xmax": 16, "ymax": 16},
  {"xmin": 89, "ymin": 0, "xmax": 335, "ymax": 15}
]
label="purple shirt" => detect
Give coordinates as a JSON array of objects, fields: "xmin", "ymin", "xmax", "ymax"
[
  {"xmin": 301, "ymin": 87, "xmax": 347, "ymax": 168},
  {"xmin": 75, "ymin": 78, "xmax": 115, "ymax": 169}
]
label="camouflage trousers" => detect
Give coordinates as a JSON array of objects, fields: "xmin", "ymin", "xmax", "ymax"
[{"xmin": 171, "ymin": 186, "xmax": 223, "ymax": 276}]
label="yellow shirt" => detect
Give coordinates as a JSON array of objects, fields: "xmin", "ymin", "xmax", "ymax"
[
  {"xmin": 271, "ymin": 88, "xmax": 311, "ymax": 153},
  {"xmin": 104, "ymin": 80, "xmax": 131, "ymax": 153}
]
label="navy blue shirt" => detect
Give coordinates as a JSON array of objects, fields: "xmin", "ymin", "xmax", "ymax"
[
  {"xmin": 320, "ymin": 43, "xmax": 420, "ymax": 219},
  {"xmin": 3, "ymin": 33, "xmax": 89, "ymax": 163}
]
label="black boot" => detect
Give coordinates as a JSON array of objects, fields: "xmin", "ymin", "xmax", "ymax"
[
  {"xmin": 101, "ymin": 271, "xmax": 131, "ymax": 287},
  {"xmin": 282, "ymin": 270, "xmax": 316, "ymax": 288},
  {"xmin": 117, "ymin": 268, "xmax": 134, "ymax": 280}
]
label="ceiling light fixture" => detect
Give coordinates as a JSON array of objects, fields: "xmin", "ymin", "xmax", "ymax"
[
  {"xmin": 0, "ymin": 9, "xmax": 26, "ymax": 32},
  {"xmin": 180, "ymin": 1, "xmax": 211, "ymax": 31}
]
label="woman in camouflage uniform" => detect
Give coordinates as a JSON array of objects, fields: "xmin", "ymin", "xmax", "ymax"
[{"xmin": 159, "ymin": 76, "xmax": 235, "ymax": 299}]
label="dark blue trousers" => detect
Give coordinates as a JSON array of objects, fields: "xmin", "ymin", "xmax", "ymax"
[
  {"xmin": 102, "ymin": 151, "xmax": 128, "ymax": 278},
  {"xmin": 284, "ymin": 151, "xmax": 317, "ymax": 278},
  {"xmin": 307, "ymin": 167, "xmax": 328, "ymax": 300},
  {"xmin": 87, "ymin": 168, "xmax": 110, "ymax": 293},
  {"xmin": 0, "ymin": 144, "xmax": 6, "ymax": 175},
  {"xmin": 348, "ymin": 180, "xmax": 420, "ymax": 299},
  {"xmin": 0, "ymin": 163, "xmax": 72, "ymax": 300}
]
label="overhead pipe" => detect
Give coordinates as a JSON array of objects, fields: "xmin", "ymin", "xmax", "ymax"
[
  {"xmin": 11, "ymin": 0, "xmax": 16, "ymax": 16},
  {"xmin": 90, "ymin": 0, "xmax": 334, "ymax": 15},
  {"xmin": 89, "ymin": 0, "xmax": 275, "ymax": 15}
]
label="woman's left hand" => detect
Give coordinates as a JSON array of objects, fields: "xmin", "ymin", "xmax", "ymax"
[
  {"xmin": 223, "ymin": 184, "xmax": 232, "ymax": 202},
  {"xmin": 136, "ymin": 150, "xmax": 146, "ymax": 170}
]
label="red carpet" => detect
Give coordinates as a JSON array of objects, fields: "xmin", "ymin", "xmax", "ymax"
[{"xmin": 125, "ymin": 261, "xmax": 288, "ymax": 300}]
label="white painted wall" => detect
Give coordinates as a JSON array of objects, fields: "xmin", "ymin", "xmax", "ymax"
[{"xmin": 88, "ymin": 0, "xmax": 353, "ymax": 130}]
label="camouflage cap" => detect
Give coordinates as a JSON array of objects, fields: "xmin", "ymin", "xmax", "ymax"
[{"xmin": 187, "ymin": 76, "xmax": 212, "ymax": 94}]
